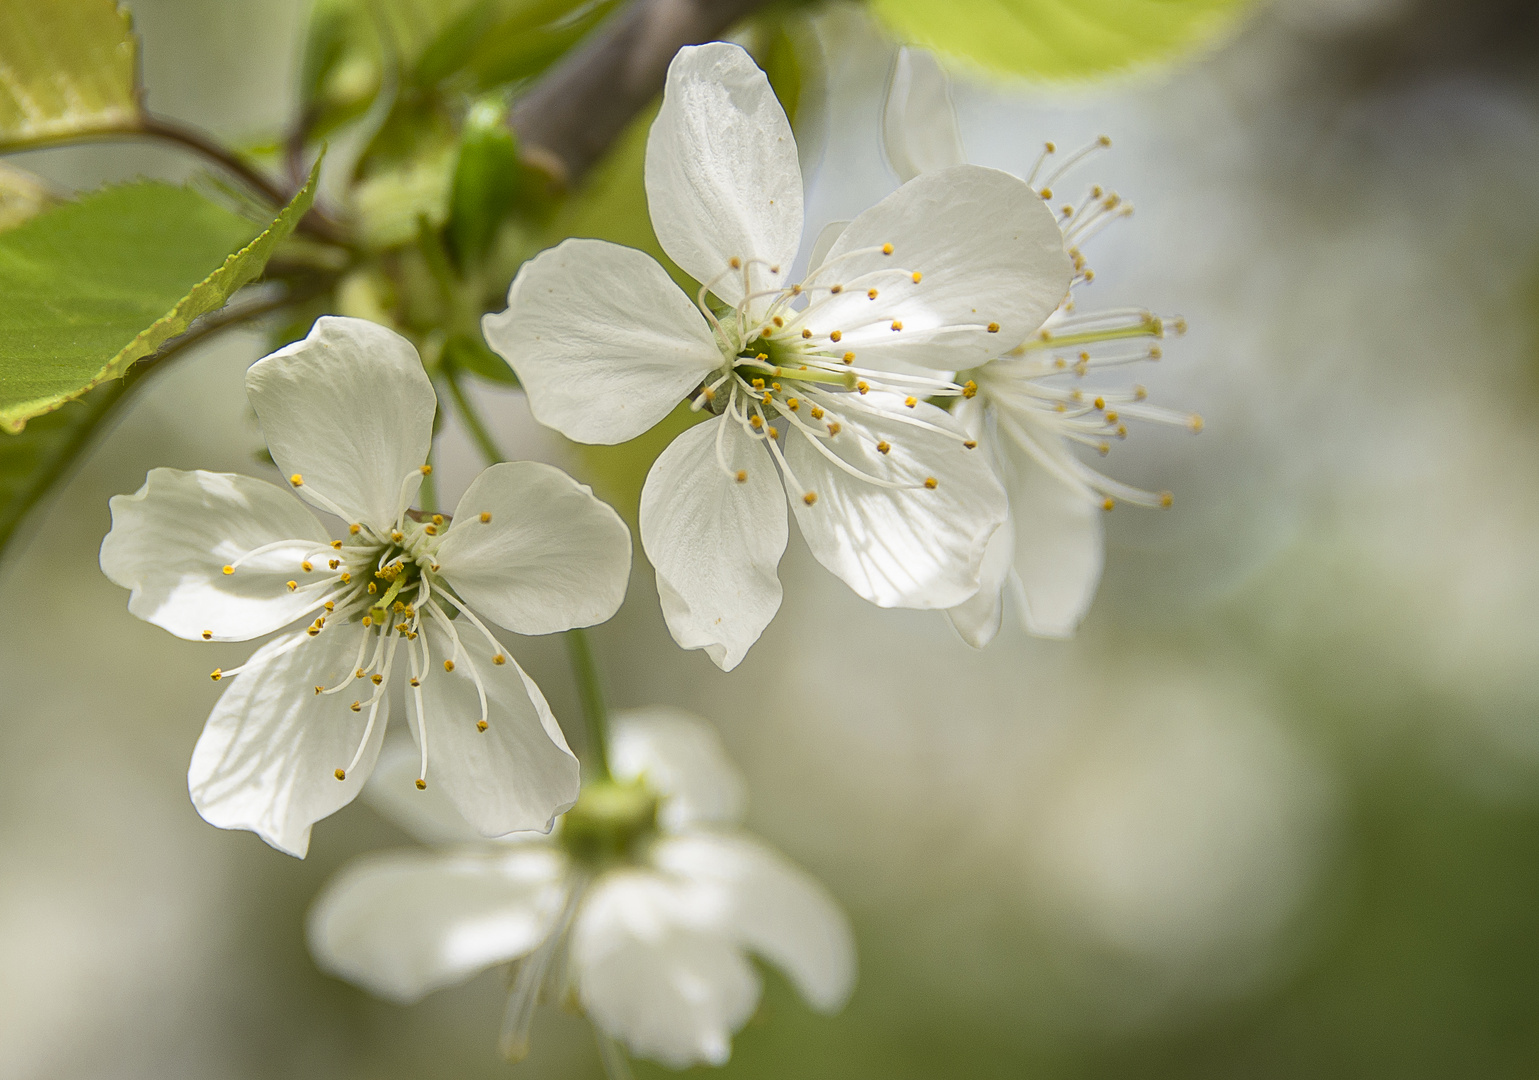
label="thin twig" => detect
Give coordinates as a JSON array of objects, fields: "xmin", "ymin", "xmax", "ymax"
[{"xmin": 442, "ymin": 365, "xmax": 506, "ymax": 465}]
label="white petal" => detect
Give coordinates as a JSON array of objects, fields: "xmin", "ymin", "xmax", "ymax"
[
  {"xmin": 610, "ymin": 709, "xmax": 747, "ymax": 830},
  {"xmin": 645, "ymin": 42, "xmax": 802, "ymax": 314},
  {"xmin": 945, "ymin": 512, "xmax": 1013, "ymax": 649},
  {"xmin": 362, "ymin": 739, "xmax": 485, "ymax": 846},
  {"xmin": 803, "ymin": 165, "xmax": 1071, "ymax": 373},
  {"xmin": 188, "ymin": 626, "xmax": 387, "ymax": 858},
  {"xmin": 573, "ymin": 870, "xmax": 758, "ymax": 1069},
  {"xmin": 408, "ymin": 619, "xmax": 580, "ymax": 837},
  {"xmin": 785, "ymin": 392, "xmax": 1007, "ymax": 609},
  {"xmin": 999, "ymin": 419, "xmax": 1104, "ymax": 637},
  {"xmin": 807, "ymin": 220, "xmax": 850, "ymax": 273},
  {"xmin": 652, "ymin": 831, "xmax": 855, "ymax": 1013},
  {"xmin": 307, "ymin": 844, "xmax": 569, "ymax": 1003},
  {"xmin": 246, "ymin": 317, "xmax": 435, "ymax": 530},
  {"xmin": 100, "ymin": 468, "xmax": 331, "ymax": 641},
  {"xmin": 483, "ymin": 239, "xmax": 722, "ymax": 444},
  {"xmin": 435, "ymin": 461, "xmax": 632, "ymax": 635},
  {"xmin": 638, "ymin": 416, "xmax": 787, "ymax": 671},
  {"xmin": 882, "ymin": 48, "xmax": 966, "ymax": 183}
]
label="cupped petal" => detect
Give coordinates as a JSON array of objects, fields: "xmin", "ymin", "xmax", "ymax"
[
  {"xmin": 652, "ymin": 831, "xmax": 855, "ymax": 1013},
  {"xmin": 610, "ymin": 709, "xmax": 747, "ymax": 830},
  {"xmin": 435, "ymin": 461, "xmax": 632, "ymax": 635},
  {"xmin": 101, "ymin": 468, "xmax": 332, "ymax": 641},
  {"xmin": 882, "ymin": 47, "xmax": 966, "ymax": 183},
  {"xmin": 407, "ymin": 618, "xmax": 580, "ymax": 837},
  {"xmin": 645, "ymin": 41, "xmax": 802, "ymax": 314},
  {"xmin": 188, "ymin": 625, "xmax": 387, "ymax": 858},
  {"xmin": 638, "ymin": 416, "xmax": 787, "ymax": 672},
  {"xmin": 307, "ymin": 843, "xmax": 569, "ymax": 1003},
  {"xmin": 807, "ymin": 219, "xmax": 849, "ymax": 273},
  {"xmin": 785, "ymin": 391, "xmax": 1007, "ymax": 609},
  {"xmin": 799, "ymin": 165, "xmax": 1070, "ymax": 374},
  {"xmin": 246, "ymin": 317, "xmax": 435, "ymax": 530},
  {"xmin": 483, "ymin": 239, "xmax": 722, "ymax": 445},
  {"xmin": 945, "ymin": 513, "xmax": 1013, "ymax": 649},
  {"xmin": 572, "ymin": 870, "xmax": 758, "ymax": 1069}
]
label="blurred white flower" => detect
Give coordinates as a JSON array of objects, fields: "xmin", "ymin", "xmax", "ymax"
[
  {"xmin": 883, "ymin": 48, "xmax": 1202, "ymax": 647},
  {"xmin": 484, "ymin": 41, "xmax": 1070, "ymax": 670},
  {"xmin": 100, "ymin": 316, "xmax": 633, "ymax": 857},
  {"xmin": 308, "ymin": 709, "xmax": 856, "ymax": 1070}
]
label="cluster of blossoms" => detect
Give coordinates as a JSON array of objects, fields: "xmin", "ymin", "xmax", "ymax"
[{"xmin": 98, "ymin": 39, "xmax": 1192, "ymax": 1074}]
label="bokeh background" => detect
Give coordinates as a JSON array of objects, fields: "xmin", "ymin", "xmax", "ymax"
[{"xmin": 6, "ymin": 0, "xmax": 1539, "ymax": 1076}]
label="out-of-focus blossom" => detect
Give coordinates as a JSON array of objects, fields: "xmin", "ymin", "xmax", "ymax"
[
  {"xmin": 308, "ymin": 709, "xmax": 855, "ymax": 1069},
  {"xmin": 484, "ymin": 41, "xmax": 1070, "ymax": 670},
  {"xmin": 100, "ymin": 317, "xmax": 632, "ymax": 856}
]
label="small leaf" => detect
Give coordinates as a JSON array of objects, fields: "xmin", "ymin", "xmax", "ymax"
[
  {"xmin": 0, "ymin": 160, "xmax": 320, "ymax": 432},
  {"xmin": 869, "ymin": 0, "xmax": 1253, "ymax": 81},
  {"xmin": 0, "ymin": 0, "xmax": 141, "ymax": 148}
]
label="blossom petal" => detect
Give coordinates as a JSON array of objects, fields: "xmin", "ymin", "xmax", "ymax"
[
  {"xmin": 785, "ymin": 391, "xmax": 1007, "ymax": 608},
  {"xmin": 639, "ymin": 416, "xmax": 786, "ymax": 671},
  {"xmin": 645, "ymin": 42, "xmax": 802, "ymax": 314},
  {"xmin": 610, "ymin": 709, "xmax": 747, "ymax": 830},
  {"xmin": 800, "ymin": 165, "xmax": 1070, "ymax": 374},
  {"xmin": 246, "ymin": 316, "xmax": 436, "ymax": 531},
  {"xmin": 652, "ymin": 831, "xmax": 855, "ymax": 1013},
  {"xmin": 188, "ymin": 625, "xmax": 387, "ymax": 858},
  {"xmin": 573, "ymin": 870, "xmax": 758, "ymax": 1068},
  {"xmin": 408, "ymin": 620, "xmax": 580, "ymax": 837},
  {"xmin": 101, "ymin": 468, "xmax": 331, "ymax": 641},
  {"xmin": 882, "ymin": 47, "xmax": 966, "ymax": 183},
  {"xmin": 307, "ymin": 844, "xmax": 569, "ymax": 1003},
  {"xmin": 945, "ymin": 513, "xmax": 1013, "ymax": 649},
  {"xmin": 363, "ymin": 740, "xmax": 486, "ymax": 845},
  {"xmin": 483, "ymin": 239, "xmax": 721, "ymax": 445},
  {"xmin": 435, "ymin": 461, "xmax": 632, "ymax": 635}
]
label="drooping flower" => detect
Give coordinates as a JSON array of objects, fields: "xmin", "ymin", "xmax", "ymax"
[
  {"xmin": 883, "ymin": 47, "xmax": 1202, "ymax": 647},
  {"xmin": 308, "ymin": 709, "xmax": 855, "ymax": 1069},
  {"xmin": 100, "ymin": 316, "xmax": 633, "ymax": 857},
  {"xmin": 483, "ymin": 41, "xmax": 1071, "ymax": 670}
]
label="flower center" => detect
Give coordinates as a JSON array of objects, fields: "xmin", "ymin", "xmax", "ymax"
[{"xmin": 559, "ymin": 779, "xmax": 659, "ymax": 867}]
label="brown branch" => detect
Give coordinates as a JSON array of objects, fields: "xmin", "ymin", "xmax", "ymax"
[{"xmin": 510, "ymin": 0, "xmax": 776, "ymax": 186}]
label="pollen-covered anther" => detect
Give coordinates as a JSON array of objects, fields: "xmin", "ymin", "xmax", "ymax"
[
  {"xmin": 409, "ymin": 677, "xmax": 420, "ymax": 687},
  {"xmin": 390, "ymin": 530, "xmax": 404, "ymax": 543},
  {"xmin": 924, "ymin": 477, "xmax": 938, "ymax": 489},
  {"xmin": 1190, "ymin": 415, "xmax": 1205, "ymax": 433},
  {"xmin": 1094, "ymin": 397, "xmax": 1106, "ymax": 410},
  {"xmin": 1103, "ymin": 497, "xmax": 1116, "ymax": 511},
  {"xmin": 221, "ymin": 564, "xmax": 234, "ymax": 575},
  {"xmin": 830, "ymin": 284, "xmax": 843, "ymax": 294},
  {"xmin": 735, "ymin": 469, "xmax": 748, "ymax": 483},
  {"xmin": 1040, "ymin": 187, "xmax": 1053, "ymax": 200},
  {"xmin": 857, "ymin": 381, "xmax": 869, "ymax": 394},
  {"xmin": 867, "ymin": 289, "xmax": 878, "ymax": 300},
  {"xmin": 289, "ymin": 474, "xmax": 303, "ymax": 487},
  {"xmin": 987, "ymin": 322, "xmax": 1000, "ymax": 334},
  {"xmin": 1159, "ymin": 491, "xmax": 1174, "ymax": 508},
  {"xmin": 201, "ymin": 630, "xmax": 213, "ymax": 640},
  {"xmin": 876, "ymin": 441, "xmax": 891, "ymax": 454},
  {"xmin": 349, "ymin": 524, "xmax": 361, "ymax": 535},
  {"xmin": 891, "ymin": 321, "xmax": 903, "ymax": 332},
  {"xmin": 350, "ymin": 701, "xmax": 361, "ymax": 712},
  {"xmin": 327, "ymin": 559, "xmax": 339, "ymax": 570},
  {"xmin": 881, "ymin": 243, "xmax": 894, "ymax": 255},
  {"xmin": 830, "ymin": 330, "xmax": 842, "ymax": 342},
  {"xmin": 963, "ymin": 440, "xmax": 978, "ymax": 450},
  {"xmin": 339, "ymin": 572, "xmax": 351, "ymax": 584},
  {"xmin": 355, "ymin": 668, "xmax": 365, "ymax": 679},
  {"xmin": 729, "ymin": 256, "xmax": 742, "ymax": 269},
  {"xmin": 962, "ymin": 380, "xmax": 977, "ymax": 399},
  {"xmin": 767, "ymin": 426, "xmax": 779, "ymax": 439},
  {"xmin": 324, "ymin": 601, "xmax": 335, "ymax": 612},
  {"xmin": 334, "ymin": 768, "xmax": 346, "ymax": 781},
  {"xmin": 786, "ymin": 398, "xmax": 799, "ymax": 410},
  {"xmin": 330, "ymin": 540, "xmax": 343, "ymax": 550},
  {"xmin": 801, "ymin": 328, "xmax": 812, "ymax": 339},
  {"xmin": 803, "ymin": 491, "xmax": 817, "ymax": 505},
  {"xmin": 431, "ymin": 514, "xmax": 444, "ymax": 526},
  {"xmin": 1097, "ymin": 442, "xmax": 1110, "ymax": 456},
  {"xmin": 904, "ymin": 396, "xmax": 917, "ymax": 408},
  {"xmin": 749, "ymin": 415, "xmax": 763, "ymax": 430},
  {"xmin": 843, "ymin": 352, "xmax": 855, "ymax": 364},
  {"xmin": 301, "ymin": 561, "xmax": 313, "ymax": 572},
  {"xmin": 477, "ymin": 720, "xmax": 489, "ymax": 732},
  {"xmin": 314, "ymin": 686, "xmax": 323, "ymax": 695},
  {"xmin": 286, "ymin": 580, "xmax": 298, "ymax": 591},
  {"xmin": 210, "ymin": 669, "xmax": 223, "ymax": 681},
  {"xmin": 415, "ymin": 779, "xmax": 427, "ymax": 790},
  {"xmin": 911, "ymin": 271, "xmax": 922, "ymax": 283},
  {"xmin": 751, "ymin": 377, "xmax": 765, "ymax": 390},
  {"xmin": 480, "ymin": 511, "xmax": 492, "ymax": 523},
  {"xmin": 772, "ymin": 316, "xmax": 784, "ymax": 328},
  {"xmin": 790, "ymin": 283, "xmax": 802, "ymax": 295},
  {"xmin": 362, "ymin": 615, "xmax": 373, "ymax": 627},
  {"xmin": 810, "ymin": 406, "xmax": 824, "ymax": 419},
  {"xmin": 1105, "ymin": 410, "xmax": 1120, "ymax": 423},
  {"xmin": 424, "ymin": 524, "xmax": 437, "ymax": 536},
  {"xmin": 443, "ymin": 660, "xmax": 455, "ymax": 672},
  {"xmin": 826, "ymin": 421, "xmax": 841, "ymax": 435},
  {"xmin": 492, "ymin": 653, "xmax": 506, "ymax": 665}
]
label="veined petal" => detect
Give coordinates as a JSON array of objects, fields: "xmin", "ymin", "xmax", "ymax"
[
  {"xmin": 645, "ymin": 42, "xmax": 802, "ymax": 314},
  {"xmin": 307, "ymin": 844, "xmax": 569, "ymax": 1003},
  {"xmin": 807, "ymin": 219, "xmax": 850, "ymax": 273},
  {"xmin": 945, "ymin": 513, "xmax": 1013, "ymax": 649},
  {"xmin": 786, "ymin": 392, "xmax": 1007, "ymax": 609},
  {"xmin": 484, "ymin": 239, "xmax": 721, "ymax": 445},
  {"xmin": 407, "ymin": 620, "xmax": 580, "ymax": 837},
  {"xmin": 652, "ymin": 831, "xmax": 855, "ymax": 1013},
  {"xmin": 188, "ymin": 625, "xmax": 386, "ymax": 858},
  {"xmin": 638, "ymin": 416, "xmax": 786, "ymax": 672},
  {"xmin": 573, "ymin": 870, "xmax": 758, "ymax": 1069},
  {"xmin": 363, "ymin": 739, "xmax": 486, "ymax": 846},
  {"xmin": 101, "ymin": 468, "xmax": 331, "ymax": 641},
  {"xmin": 436, "ymin": 461, "xmax": 632, "ymax": 635},
  {"xmin": 804, "ymin": 166, "xmax": 1070, "ymax": 373},
  {"xmin": 882, "ymin": 48, "xmax": 966, "ymax": 184},
  {"xmin": 610, "ymin": 709, "xmax": 747, "ymax": 830},
  {"xmin": 246, "ymin": 317, "xmax": 435, "ymax": 531}
]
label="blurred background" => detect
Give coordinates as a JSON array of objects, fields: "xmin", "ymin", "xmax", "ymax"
[{"xmin": 6, "ymin": 0, "xmax": 1539, "ymax": 1076}]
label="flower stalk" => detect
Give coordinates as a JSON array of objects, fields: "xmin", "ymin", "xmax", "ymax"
[{"xmin": 565, "ymin": 626, "xmax": 612, "ymax": 781}]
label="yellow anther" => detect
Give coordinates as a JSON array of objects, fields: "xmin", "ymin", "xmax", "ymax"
[
  {"xmin": 736, "ymin": 470, "xmax": 748, "ymax": 483},
  {"xmin": 371, "ymin": 674, "xmax": 383, "ymax": 685},
  {"xmin": 424, "ymin": 524, "xmax": 437, "ymax": 536},
  {"xmin": 1098, "ymin": 134, "xmax": 1112, "ymax": 147},
  {"xmin": 410, "ymin": 678, "xmax": 420, "ymax": 687},
  {"xmin": 843, "ymin": 352, "xmax": 855, "ymax": 364},
  {"xmin": 1103, "ymin": 497, "xmax": 1116, "ymax": 511},
  {"xmin": 210, "ymin": 669, "xmax": 222, "ymax": 681},
  {"xmin": 444, "ymin": 660, "xmax": 455, "ymax": 672},
  {"xmin": 801, "ymin": 328, "xmax": 812, "ymax": 339},
  {"xmin": 962, "ymin": 380, "xmax": 978, "ymax": 399},
  {"xmin": 830, "ymin": 330, "xmax": 842, "ymax": 342},
  {"xmin": 493, "ymin": 653, "xmax": 506, "ymax": 666},
  {"xmin": 771, "ymin": 382, "xmax": 781, "ymax": 391},
  {"xmin": 826, "ymin": 422, "xmax": 841, "ymax": 435},
  {"xmin": 477, "ymin": 720, "xmax": 489, "ymax": 732},
  {"xmin": 803, "ymin": 491, "xmax": 818, "ymax": 505},
  {"xmin": 366, "ymin": 582, "xmax": 378, "ymax": 594},
  {"xmin": 924, "ymin": 477, "xmax": 938, "ymax": 489},
  {"xmin": 987, "ymin": 322, "xmax": 1000, "ymax": 333},
  {"xmin": 756, "ymin": 353, "xmax": 768, "ymax": 362},
  {"xmin": 881, "ymin": 243, "xmax": 894, "ymax": 255},
  {"xmin": 201, "ymin": 630, "xmax": 213, "ymax": 640},
  {"xmin": 395, "ymin": 622, "xmax": 408, "ymax": 633},
  {"xmin": 1039, "ymin": 188, "xmax": 1052, "ymax": 200},
  {"xmin": 306, "ymin": 627, "xmax": 320, "ymax": 637},
  {"xmin": 335, "ymin": 769, "xmax": 346, "ymax": 781},
  {"xmin": 867, "ymin": 289, "xmax": 879, "ymax": 300},
  {"xmin": 355, "ymin": 668, "xmax": 365, "ymax": 679},
  {"xmin": 963, "ymin": 440, "xmax": 978, "ymax": 450},
  {"xmin": 431, "ymin": 514, "xmax": 444, "ymax": 526},
  {"xmin": 749, "ymin": 415, "xmax": 763, "ymax": 430},
  {"xmin": 1083, "ymin": 269, "xmax": 1096, "ymax": 282},
  {"xmin": 349, "ymin": 524, "xmax": 361, "ymax": 535},
  {"xmin": 415, "ymin": 779, "xmax": 427, "ymax": 790},
  {"xmin": 1150, "ymin": 346, "xmax": 1163, "ymax": 360},
  {"xmin": 1045, "ymin": 140, "xmax": 1056, "ymax": 152},
  {"xmin": 1159, "ymin": 491, "xmax": 1174, "ymax": 508},
  {"xmin": 904, "ymin": 396, "xmax": 917, "ymax": 408},
  {"xmin": 751, "ymin": 377, "xmax": 765, "ymax": 390},
  {"xmin": 362, "ymin": 615, "xmax": 373, "ymax": 627},
  {"xmin": 331, "ymin": 540, "xmax": 343, "ymax": 549},
  {"xmin": 810, "ymin": 406, "xmax": 824, "ymax": 419},
  {"xmin": 390, "ymin": 530, "xmax": 404, "ymax": 543},
  {"xmin": 786, "ymin": 398, "xmax": 799, "ymax": 411},
  {"xmin": 1190, "ymin": 415, "xmax": 1204, "ymax": 433},
  {"xmin": 480, "ymin": 511, "xmax": 492, "ymax": 523},
  {"xmin": 339, "ymin": 572, "xmax": 351, "ymax": 584},
  {"xmin": 325, "ymin": 559, "xmax": 337, "ymax": 570},
  {"xmin": 430, "ymin": 562, "xmax": 439, "ymax": 572},
  {"xmin": 315, "ymin": 686, "xmax": 323, "ymax": 695},
  {"xmin": 289, "ymin": 474, "xmax": 303, "ymax": 487},
  {"xmin": 891, "ymin": 321, "xmax": 903, "ymax": 332},
  {"xmin": 1094, "ymin": 397, "xmax": 1106, "ymax": 410},
  {"xmin": 301, "ymin": 561, "xmax": 313, "ymax": 572},
  {"xmin": 730, "ymin": 256, "xmax": 742, "ymax": 269},
  {"xmin": 767, "ymin": 426, "xmax": 779, "ymax": 439},
  {"xmin": 791, "ymin": 283, "xmax": 803, "ymax": 295},
  {"xmin": 857, "ymin": 381, "xmax": 869, "ymax": 394},
  {"xmin": 286, "ymin": 580, "xmax": 298, "ymax": 591},
  {"xmin": 876, "ymin": 441, "xmax": 891, "ymax": 454},
  {"xmin": 912, "ymin": 271, "xmax": 922, "ymax": 283},
  {"xmin": 350, "ymin": 701, "xmax": 361, "ymax": 712},
  {"xmin": 772, "ymin": 316, "xmax": 784, "ymax": 328},
  {"xmin": 1105, "ymin": 411, "xmax": 1120, "ymax": 424},
  {"xmin": 324, "ymin": 601, "xmax": 335, "ymax": 612},
  {"xmin": 420, "ymin": 464, "xmax": 432, "ymax": 475},
  {"xmin": 1097, "ymin": 442, "xmax": 1110, "ymax": 456},
  {"xmin": 1115, "ymin": 424, "xmax": 1128, "ymax": 438},
  {"xmin": 222, "ymin": 565, "xmax": 234, "ymax": 575},
  {"xmin": 830, "ymin": 284, "xmax": 843, "ymax": 294}
]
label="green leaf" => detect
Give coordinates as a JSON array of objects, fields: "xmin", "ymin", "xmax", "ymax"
[
  {"xmin": 868, "ymin": 0, "xmax": 1253, "ymax": 81},
  {"xmin": 0, "ymin": 159, "xmax": 320, "ymax": 432},
  {"xmin": 0, "ymin": 162, "xmax": 56, "ymax": 232},
  {"xmin": 0, "ymin": 0, "xmax": 141, "ymax": 148}
]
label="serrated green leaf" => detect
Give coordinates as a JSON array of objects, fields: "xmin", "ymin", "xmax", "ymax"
[
  {"xmin": 0, "ymin": 160, "xmax": 319, "ymax": 432},
  {"xmin": 869, "ymin": 0, "xmax": 1253, "ymax": 81},
  {"xmin": 0, "ymin": 0, "xmax": 141, "ymax": 148}
]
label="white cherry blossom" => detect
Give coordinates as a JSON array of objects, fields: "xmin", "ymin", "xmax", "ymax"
[
  {"xmin": 883, "ymin": 47, "xmax": 1201, "ymax": 647},
  {"xmin": 308, "ymin": 709, "xmax": 855, "ymax": 1069},
  {"xmin": 100, "ymin": 316, "xmax": 633, "ymax": 857},
  {"xmin": 483, "ymin": 41, "xmax": 1071, "ymax": 670}
]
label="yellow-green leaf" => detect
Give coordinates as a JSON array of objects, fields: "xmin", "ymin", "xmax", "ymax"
[
  {"xmin": 0, "ymin": 0, "xmax": 141, "ymax": 148},
  {"xmin": 869, "ymin": 0, "xmax": 1253, "ymax": 82}
]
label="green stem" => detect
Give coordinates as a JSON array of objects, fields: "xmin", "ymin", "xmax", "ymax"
[
  {"xmin": 443, "ymin": 365, "xmax": 504, "ymax": 464},
  {"xmin": 565, "ymin": 627, "xmax": 611, "ymax": 781}
]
